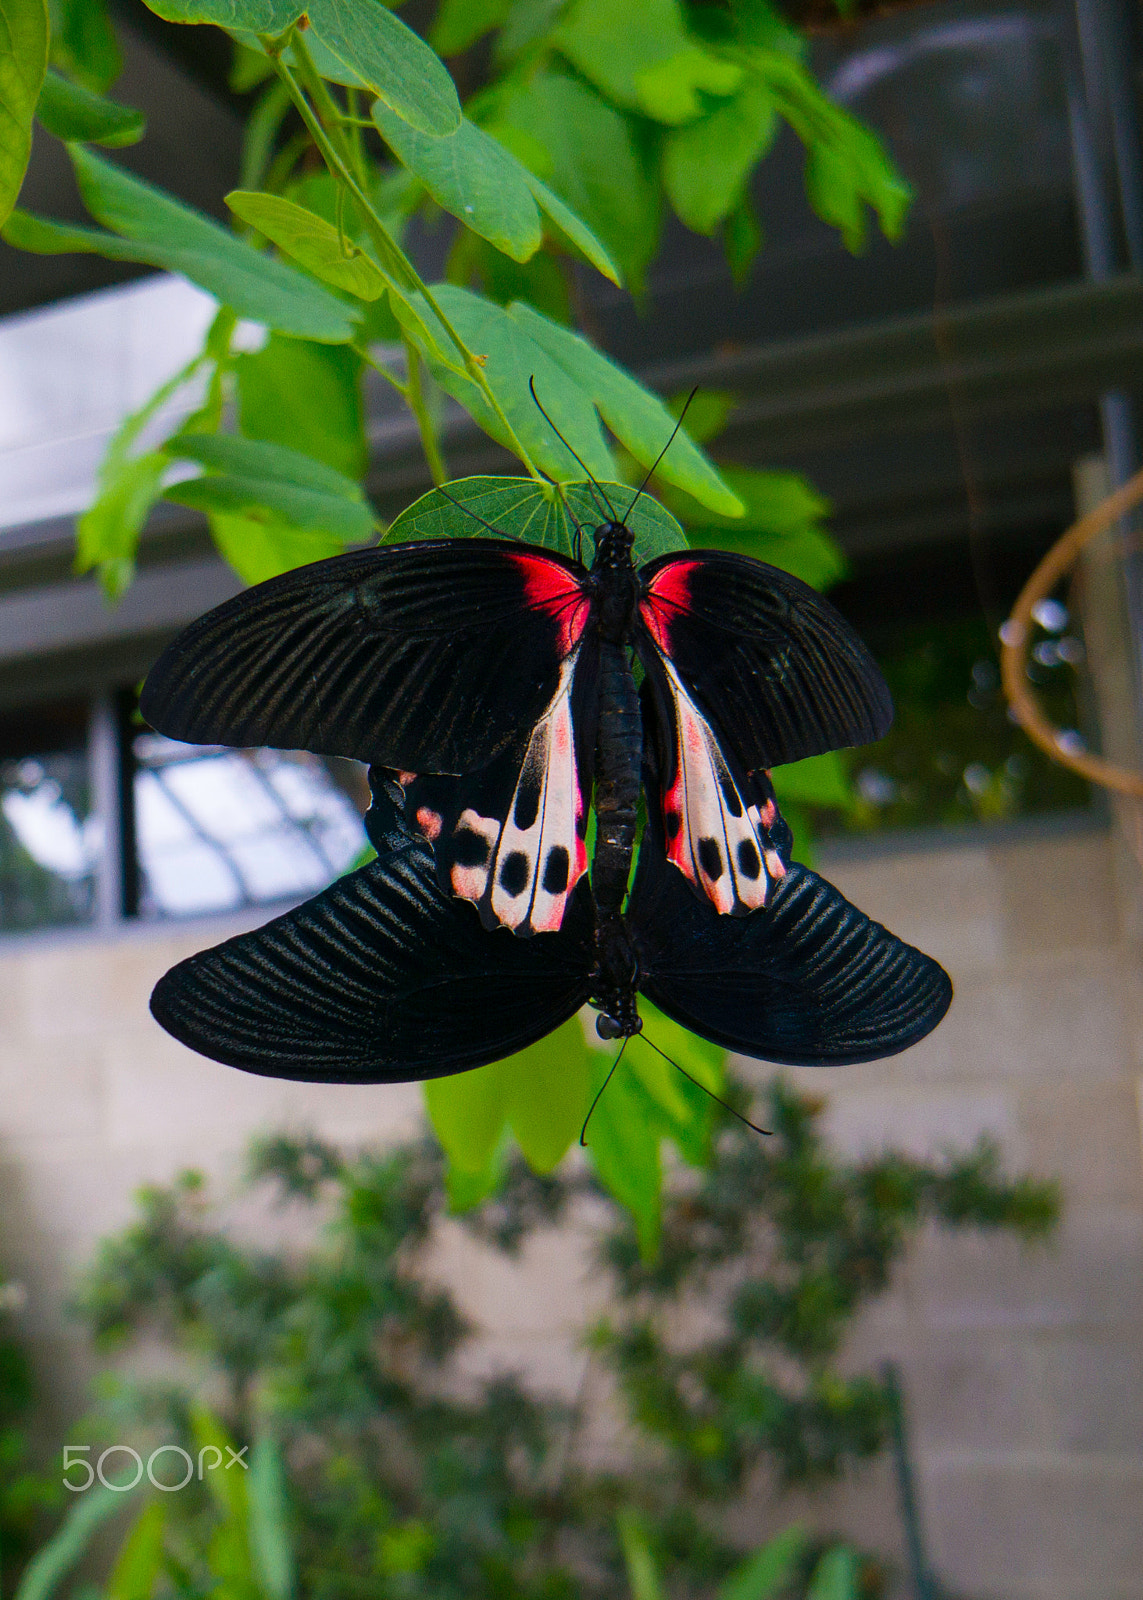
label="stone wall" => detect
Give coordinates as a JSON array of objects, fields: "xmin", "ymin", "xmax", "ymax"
[{"xmin": 0, "ymin": 815, "xmax": 1139, "ymax": 1600}]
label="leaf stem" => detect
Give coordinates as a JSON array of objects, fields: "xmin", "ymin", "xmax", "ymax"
[
  {"xmin": 404, "ymin": 338, "xmax": 446, "ymax": 486},
  {"xmin": 267, "ymin": 33, "xmax": 543, "ymax": 482}
]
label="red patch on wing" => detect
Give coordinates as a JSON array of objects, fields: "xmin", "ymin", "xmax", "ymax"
[
  {"xmin": 640, "ymin": 559, "xmax": 698, "ymax": 652},
  {"xmin": 509, "ymin": 551, "xmax": 591, "ymax": 657}
]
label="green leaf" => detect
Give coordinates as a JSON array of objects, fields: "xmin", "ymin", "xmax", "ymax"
[
  {"xmin": 491, "ymin": 72, "xmax": 651, "ymax": 290},
  {"xmin": 771, "ymin": 750, "xmax": 852, "ymax": 806},
  {"xmin": 0, "ymin": 0, "xmax": 48, "ymax": 228},
  {"xmin": 617, "ymin": 1510, "xmax": 666, "ymax": 1600},
  {"xmin": 6, "ymin": 148, "xmax": 360, "ymax": 341},
  {"xmin": 248, "ymin": 1437, "xmax": 295, "ymax": 1600},
  {"xmin": 663, "ymin": 77, "xmax": 776, "ymax": 234},
  {"xmin": 723, "ymin": 188, "xmax": 763, "ymax": 284},
  {"xmin": 48, "ymin": 0, "xmax": 120, "ymax": 91},
  {"xmin": 305, "ymin": 0, "xmax": 461, "ymax": 136},
  {"xmin": 508, "ymin": 301, "xmax": 744, "ymax": 514},
  {"xmin": 430, "ymin": 0, "xmax": 511, "ymax": 56},
  {"xmin": 583, "ymin": 1053, "xmax": 663, "ymax": 1260},
  {"xmin": 664, "ymin": 465, "xmax": 842, "ymax": 587},
  {"xmin": 372, "ymin": 103, "xmax": 542, "ymax": 263},
  {"xmin": 424, "ymin": 1062, "xmax": 509, "ymax": 1174},
  {"xmin": 35, "ymin": 68, "xmax": 144, "ymax": 145},
  {"xmin": 503, "ymin": 1017, "xmax": 591, "ymax": 1171},
  {"xmin": 140, "ymin": 0, "xmax": 300, "ymax": 26},
  {"xmin": 748, "ymin": 52, "xmax": 912, "ymax": 250},
  {"xmin": 236, "ymin": 335, "xmax": 366, "ymax": 478},
  {"xmin": 106, "ymin": 1501, "xmax": 168, "ymax": 1600},
  {"xmin": 384, "ymin": 475, "xmax": 687, "ymax": 564},
  {"xmin": 226, "ymin": 190, "xmax": 387, "ymax": 298},
  {"xmin": 552, "ymin": 0, "xmax": 740, "ymax": 124},
  {"xmin": 522, "ymin": 167, "xmax": 621, "ymax": 285},
  {"xmin": 165, "ymin": 432, "xmax": 373, "ymax": 542},
  {"xmin": 209, "ymin": 510, "xmax": 348, "ymax": 584},
  {"xmin": 15, "ymin": 1484, "xmax": 134, "ymax": 1600},
  {"xmin": 805, "ymin": 1546, "xmax": 859, "ymax": 1600},
  {"xmin": 190, "ymin": 1407, "xmax": 249, "ymax": 1525},
  {"xmin": 718, "ymin": 1524, "xmax": 807, "ymax": 1600},
  {"xmin": 77, "ymin": 449, "xmax": 168, "ymax": 600}
]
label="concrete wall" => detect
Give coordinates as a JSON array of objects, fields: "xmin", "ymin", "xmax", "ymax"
[{"xmin": 0, "ymin": 815, "xmax": 1140, "ymax": 1600}]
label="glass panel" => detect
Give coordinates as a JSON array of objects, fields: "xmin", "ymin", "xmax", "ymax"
[
  {"xmin": 133, "ymin": 734, "xmax": 369, "ymax": 920},
  {"xmin": 0, "ymin": 701, "xmax": 97, "ymax": 933}
]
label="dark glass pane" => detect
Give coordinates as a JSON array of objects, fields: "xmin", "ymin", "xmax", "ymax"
[
  {"xmin": 0, "ymin": 700, "xmax": 96, "ymax": 932},
  {"xmin": 133, "ymin": 733, "xmax": 369, "ymax": 920}
]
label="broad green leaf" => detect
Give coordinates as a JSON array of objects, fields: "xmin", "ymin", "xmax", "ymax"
[
  {"xmin": 18, "ymin": 148, "xmax": 359, "ymax": 341},
  {"xmin": 663, "ymin": 78, "xmax": 777, "ymax": 234},
  {"xmin": 718, "ymin": 1525, "xmax": 807, "ymax": 1600},
  {"xmin": 106, "ymin": 1501, "xmax": 167, "ymax": 1600},
  {"xmin": 508, "ymin": 301, "xmax": 744, "ymax": 515},
  {"xmin": 0, "ymin": 0, "xmax": 48, "ymax": 228},
  {"xmin": 552, "ymin": 0, "xmax": 740, "ymax": 124},
  {"xmin": 248, "ymin": 1437, "xmax": 295, "ymax": 1600},
  {"xmin": 748, "ymin": 52, "xmax": 911, "ymax": 250},
  {"xmin": 236, "ymin": 335, "xmax": 366, "ymax": 478},
  {"xmin": 523, "ymin": 168, "xmax": 621, "ymax": 285},
  {"xmin": 77, "ymin": 449, "xmax": 167, "ymax": 600},
  {"xmin": 503, "ymin": 1017, "xmax": 591, "ymax": 1171},
  {"xmin": 48, "ymin": 0, "xmax": 120, "ymax": 91},
  {"xmin": 372, "ymin": 103, "xmax": 542, "ymax": 263},
  {"xmin": 15, "ymin": 1485, "xmax": 135, "ymax": 1600},
  {"xmin": 724, "ymin": 189, "xmax": 763, "ymax": 284},
  {"xmin": 165, "ymin": 432, "xmax": 373, "ymax": 542},
  {"xmin": 209, "ymin": 510, "xmax": 347, "ymax": 583},
  {"xmin": 306, "ymin": 0, "xmax": 461, "ymax": 135},
  {"xmin": 140, "ymin": 0, "xmax": 300, "ymax": 26},
  {"xmin": 583, "ymin": 1053, "xmax": 663, "ymax": 1260},
  {"xmin": 35, "ymin": 68, "xmax": 144, "ymax": 145},
  {"xmin": 805, "ymin": 1546, "xmax": 859, "ymax": 1600},
  {"xmin": 771, "ymin": 750, "xmax": 852, "ymax": 806},
  {"xmin": 663, "ymin": 466, "xmax": 842, "ymax": 588},
  {"xmin": 226, "ymin": 189, "xmax": 387, "ymax": 299},
  {"xmin": 190, "ymin": 1406, "xmax": 249, "ymax": 1525},
  {"xmin": 617, "ymin": 1511, "xmax": 666, "ymax": 1600},
  {"xmin": 384, "ymin": 475, "xmax": 687, "ymax": 564},
  {"xmin": 492, "ymin": 72, "xmax": 651, "ymax": 290},
  {"xmin": 424, "ymin": 1061, "xmax": 509, "ymax": 1174},
  {"xmin": 395, "ymin": 286, "xmax": 617, "ymax": 480},
  {"xmin": 430, "ymin": 0, "xmax": 510, "ymax": 54}
]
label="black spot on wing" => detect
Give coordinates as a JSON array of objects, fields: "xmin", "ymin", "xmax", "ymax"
[
  {"xmin": 542, "ymin": 846, "xmax": 570, "ymax": 894},
  {"xmin": 718, "ymin": 770, "xmax": 743, "ymax": 817},
  {"xmin": 513, "ymin": 765, "xmax": 542, "ymax": 830},
  {"xmin": 737, "ymin": 839, "xmax": 761, "ymax": 880},
  {"xmin": 697, "ymin": 837, "xmax": 724, "ymax": 881},
  {"xmin": 453, "ymin": 827, "xmax": 492, "ymax": 867},
  {"xmin": 499, "ymin": 851, "xmax": 530, "ymax": 896}
]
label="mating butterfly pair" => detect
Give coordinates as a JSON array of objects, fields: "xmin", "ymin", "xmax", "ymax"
[{"xmin": 143, "ymin": 501, "xmax": 951, "ymax": 1078}]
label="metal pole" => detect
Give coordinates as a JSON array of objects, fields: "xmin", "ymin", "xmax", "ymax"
[
  {"xmin": 88, "ymin": 693, "xmax": 123, "ymax": 929},
  {"xmin": 881, "ymin": 1361, "xmax": 937, "ymax": 1600}
]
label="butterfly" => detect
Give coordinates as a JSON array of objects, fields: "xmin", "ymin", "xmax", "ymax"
[
  {"xmin": 140, "ymin": 498, "xmax": 891, "ymax": 938},
  {"xmin": 149, "ymin": 771, "xmax": 952, "ymax": 1080}
]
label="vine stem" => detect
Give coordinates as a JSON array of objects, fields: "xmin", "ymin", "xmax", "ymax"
[
  {"xmin": 404, "ymin": 338, "xmax": 447, "ymax": 486},
  {"xmin": 268, "ymin": 33, "xmax": 544, "ymax": 483}
]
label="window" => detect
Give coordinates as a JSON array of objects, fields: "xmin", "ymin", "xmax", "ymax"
[{"xmin": 0, "ymin": 700, "xmax": 97, "ymax": 932}]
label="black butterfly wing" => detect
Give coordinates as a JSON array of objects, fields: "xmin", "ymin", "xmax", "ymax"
[
  {"xmin": 150, "ymin": 784, "xmax": 595, "ymax": 1083},
  {"xmin": 636, "ymin": 551, "xmax": 893, "ymax": 771},
  {"xmin": 629, "ymin": 805, "xmax": 952, "ymax": 1066},
  {"xmin": 141, "ymin": 539, "xmax": 592, "ymax": 772}
]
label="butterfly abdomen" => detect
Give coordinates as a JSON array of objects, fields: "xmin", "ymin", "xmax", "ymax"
[{"xmin": 592, "ymin": 639, "xmax": 642, "ymax": 920}]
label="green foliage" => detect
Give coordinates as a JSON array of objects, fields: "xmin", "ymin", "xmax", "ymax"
[
  {"xmin": 0, "ymin": 0, "xmax": 48, "ymax": 228},
  {"xmin": 13, "ymin": 1485, "xmax": 133, "ymax": 1600},
  {"xmin": 35, "ymin": 68, "xmax": 142, "ymax": 145},
  {"xmin": 68, "ymin": 1094, "xmax": 1056, "ymax": 1598}
]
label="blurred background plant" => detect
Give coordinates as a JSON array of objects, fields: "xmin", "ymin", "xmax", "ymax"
[{"xmin": 0, "ymin": 1081, "xmax": 1052, "ymax": 1599}]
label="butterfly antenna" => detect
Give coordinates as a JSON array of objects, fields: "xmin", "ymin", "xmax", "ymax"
[
  {"xmin": 432, "ymin": 481, "xmax": 510, "ymax": 540},
  {"xmin": 639, "ymin": 1032, "xmax": 772, "ymax": 1137},
  {"xmin": 624, "ymin": 385, "xmax": 700, "ymax": 526},
  {"xmin": 579, "ymin": 1036, "xmax": 629, "ymax": 1147},
  {"xmin": 529, "ymin": 375, "xmax": 619, "ymax": 526}
]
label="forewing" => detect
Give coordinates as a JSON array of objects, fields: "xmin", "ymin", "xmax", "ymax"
[
  {"xmin": 637, "ymin": 551, "xmax": 892, "ymax": 769},
  {"xmin": 629, "ymin": 814, "xmax": 951, "ymax": 1065},
  {"xmin": 150, "ymin": 789, "xmax": 595, "ymax": 1082},
  {"xmin": 141, "ymin": 539, "xmax": 592, "ymax": 772},
  {"xmin": 403, "ymin": 637, "xmax": 598, "ymax": 935}
]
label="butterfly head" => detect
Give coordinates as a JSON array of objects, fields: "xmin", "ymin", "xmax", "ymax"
[{"xmin": 591, "ymin": 520, "xmax": 635, "ymax": 571}]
